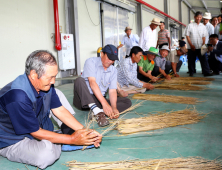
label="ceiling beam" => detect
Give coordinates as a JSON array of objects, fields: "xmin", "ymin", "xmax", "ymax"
[
  {"xmin": 181, "ymin": 0, "xmax": 196, "ymax": 13},
  {"xmin": 192, "ymin": 6, "xmax": 221, "ymax": 10},
  {"xmin": 201, "ymin": 0, "xmax": 209, "ymax": 12}
]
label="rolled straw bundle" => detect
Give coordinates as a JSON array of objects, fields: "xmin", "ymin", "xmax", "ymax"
[
  {"xmin": 163, "ymin": 79, "xmax": 211, "ymax": 85},
  {"xmin": 66, "ymin": 157, "xmax": 222, "ymax": 170},
  {"xmin": 173, "ymin": 77, "xmax": 215, "ymax": 81},
  {"xmin": 154, "ymin": 84, "xmax": 206, "ymax": 91},
  {"xmin": 132, "ymin": 93, "xmax": 202, "ymax": 105},
  {"xmin": 117, "ymin": 108, "xmax": 207, "ymax": 134}
]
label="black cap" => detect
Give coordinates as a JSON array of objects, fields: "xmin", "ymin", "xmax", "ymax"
[
  {"xmin": 179, "ymin": 41, "xmax": 186, "ymax": 47},
  {"xmin": 102, "ymin": 44, "xmax": 119, "ymax": 61}
]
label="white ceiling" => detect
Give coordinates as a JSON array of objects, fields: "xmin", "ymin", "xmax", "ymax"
[{"xmin": 185, "ymin": 0, "xmax": 222, "ymax": 16}]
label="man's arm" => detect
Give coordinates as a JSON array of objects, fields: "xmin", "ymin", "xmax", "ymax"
[
  {"xmin": 52, "ymin": 106, "xmax": 84, "ymax": 130},
  {"xmin": 31, "ymin": 128, "xmax": 101, "ymax": 146},
  {"xmin": 138, "ymin": 67, "xmax": 153, "ymax": 79},
  {"xmin": 159, "ymin": 67, "xmax": 171, "ymax": 80},
  {"xmin": 186, "ymin": 36, "xmax": 195, "ymax": 51},
  {"xmin": 117, "ymin": 44, "xmax": 124, "ymax": 49},
  {"xmin": 168, "ymin": 37, "xmax": 171, "ymax": 49},
  {"xmin": 139, "ymin": 29, "xmax": 145, "ymax": 49},
  {"xmin": 88, "ymin": 77, "xmax": 113, "ymax": 117},
  {"xmin": 108, "ymin": 89, "xmax": 119, "ymax": 119},
  {"xmin": 156, "ymin": 40, "xmax": 159, "ymax": 48},
  {"xmin": 202, "ymin": 37, "xmax": 206, "ymax": 45}
]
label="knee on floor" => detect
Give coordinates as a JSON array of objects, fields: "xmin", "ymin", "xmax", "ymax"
[{"xmin": 34, "ymin": 141, "xmax": 61, "ymax": 169}]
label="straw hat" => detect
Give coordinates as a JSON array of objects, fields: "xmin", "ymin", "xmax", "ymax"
[
  {"xmin": 151, "ymin": 18, "xmax": 161, "ymax": 25},
  {"xmin": 203, "ymin": 12, "xmax": 212, "ymax": 20},
  {"xmin": 125, "ymin": 26, "xmax": 132, "ymax": 32}
]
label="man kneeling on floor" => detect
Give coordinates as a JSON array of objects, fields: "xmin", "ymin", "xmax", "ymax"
[
  {"xmin": 73, "ymin": 44, "xmax": 132, "ymax": 127},
  {"xmin": 117, "ymin": 46, "xmax": 155, "ymax": 95},
  {"xmin": 207, "ymin": 34, "xmax": 222, "ymax": 75},
  {"xmin": 152, "ymin": 45, "xmax": 182, "ymax": 80},
  {"xmin": 137, "ymin": 47, "xmax": 160, "ymax": 82},
  {"xmin": 0, "ymin": 50, "xmax": 102, "ymax": 169}
]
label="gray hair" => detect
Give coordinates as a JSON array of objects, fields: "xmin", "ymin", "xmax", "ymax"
[{"xmin": 25, "ymin": 50, "xmax": 57, "ymax": 78}]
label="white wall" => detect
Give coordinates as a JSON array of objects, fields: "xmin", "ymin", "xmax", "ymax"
[
  {"xmin": 0, "ymin": 0, "xmax": 66, "ymax": 88},
  {"xmin": 77, "ymin": 0, "xmax": 101, "ymax": 71},
  {"xmin": 142, "ymin": 0, "xmax": 164, "ymax": 11},
  {"xmin": 182, "ymin": 2, "xmax": 189, "ymax": 26},
  {"xmin": 169, "ymin": 0, "xmax": 179, "ymax": 20}
]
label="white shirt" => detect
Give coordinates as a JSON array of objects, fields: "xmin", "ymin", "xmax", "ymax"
[
  {"xmin": 204, "ymin": 22, "xmax": 214, "ymax": 44},
  {"xmin": 185, "ymin": 22, "xmax": 208, "ymax": 49},
  {"xmin": 121, "ymin": 34, "xmax": 139, "ymax": 55},
  {"xmin": 139, "ymin": 26, "xmax": 157, "ymax": 51}
]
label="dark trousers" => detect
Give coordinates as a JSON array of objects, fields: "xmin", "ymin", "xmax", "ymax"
[
  {"xmin": 73, "ymin": 77, "xmax": 132, "ymax": 113},
  {"xmin": 151, "ymin": 60, "xmax": 182, "ymax": 76},
  {"xmin": 188, "ymin": 49, "xmax": 210, "ymax": 75},
  {"xmin": 208, "ymin": 57, "xmax": 222, "ymax": 73}
]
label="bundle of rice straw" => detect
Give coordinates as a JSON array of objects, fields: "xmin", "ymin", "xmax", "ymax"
[
  {"xmin": 132, "ymin": 93, "xmax": 202, "ymax": 105},
  {"xmin": 81, "ymin": 102, "xmax": 143, "ymax": 150},
  {"xmin": 173, "ymin": 77, "xmax": 215, "ymax": 81},
  {"xmin": 116, "ymin": 108, "xmax": 207, "ymax": 134},
  {"xmin": 163, "ymin": 79, "xmax": 211, "ymax": 85},
  {"xmin": 154, "ymin": 84, "xmax": 206, "ymax": 91},
  {"xmin": 66, "ymin": 157, "xmax": 222, "ymax": 169}
]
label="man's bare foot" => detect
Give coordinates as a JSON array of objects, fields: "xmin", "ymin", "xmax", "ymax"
[{"xmin": 118, "ymin": 90, "xmax": 128, "ymax": 97}]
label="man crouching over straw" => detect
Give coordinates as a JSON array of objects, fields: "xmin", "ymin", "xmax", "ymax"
[
  {"xmin": 73, "ymin": 44, "xmax": 132, "ymax": 127},
  {"xmin": 117, "ymin": 46, "xmax": 155, "ymax": 95},
  {"xmin": 0, "ymin": 50, "xmax": 102, "ymax": 169}
]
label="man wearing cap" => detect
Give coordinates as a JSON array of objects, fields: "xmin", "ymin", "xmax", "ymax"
[
  {"xmin": 117, "ymin": 46, "xmax": 154, "ymax": 94},
  {"xmin": 139, "ymin": 18, "xmax": 161, "ymax": 51},
  {"xmin": 117, "ymin": 26, "xmax": 139, "ymax": 57},
  {"xmin": 166, "ymin": 41, "xmax": 186, "ymax": 77},
  {"xmin": 203, "ymin": 12, "xmax": 214, "ymax": 44},
  {"xmin": 156, "ymin": 21, "xmax": 171, "ymax": 50},
  {"xmin": 137, "ymin": 47, "xmax": 160, "ymax": 82},
  {"xmin": 153, "ymin": 45, "xmax": 182, "ymax": 79},
  {"xmin": 73, "ymin": 44, "xmax": 132, "ymax": 127}
]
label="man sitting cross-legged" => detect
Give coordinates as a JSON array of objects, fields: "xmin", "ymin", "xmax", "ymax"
[
  {"xmin": 73, "ymin": 44, "xmax": 132, "ymax": 127},
  {"xmin": 137, "ymin": 47, "xmax": 160, "ymax": 82},
  {"xmin": 0, "ymin": 50, "xmax": 102, "ymax": 169},
  {"xmin": 117, "ymin": 46, "xmax": 155, "ymax": 95}
]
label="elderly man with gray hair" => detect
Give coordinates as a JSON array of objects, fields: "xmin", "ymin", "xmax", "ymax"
[{"xmin": 0, "ymin": 50, "xmax": 102, "ymax": 169}]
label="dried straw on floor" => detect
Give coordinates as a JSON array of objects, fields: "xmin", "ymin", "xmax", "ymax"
[
  {"xmin": 173, "ymin": 77, "xmax": 215, "ymax": 81},
  {"xmin": 116, "ymin": 108, "xmax": 207, "ymax": 135},
  {"xmin": 66, "ymin": 157, "xmax": 222, "ymax": 170},
  {"xmin": 163, "ymin": 79, "xmax": 211, "ymax": 85},
  {"xmin": 132, "ymin": 93, "xmax": 202, "ymax": 105},
  {"xmin": 154, "ymin": 84, "xmax": 206, "ymax": 91},
  {"xmin": 81, "ymin": 102, "xmax": 143, "ymax": 150}
]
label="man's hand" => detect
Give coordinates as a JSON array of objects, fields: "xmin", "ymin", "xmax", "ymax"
[
  {"xmin": 70, "ymin": 129, "xmax": 102, "ymax": 146},
  {"xmin": 102, "ymin": 102, "xmax": 113, "ymax": 118},
  {"xmin": 112, "ymin": 108, "xmax": 120, "ymax": 119},
  {"xmin": 143, "ymin": 83, "xmax": 155, "ymax": 90},
  {"xmin": 151, "ymin": 76, "xmax": 159, "ymax": 82},
  {"xmin": 174, "ymin": 73, "xmax": 180, "ymax": 77},
  {"xmin": 90, "ymin": 130, "xmax": 102, "ymax": 147},
  {"xmin": 191, "ymin": 44, "xmax": 195, "ymax": 51},
  {"xmin": 208, "ymin": 46, "xmax": 213, "ymax": 53},
  {"xmin": 165, "ymin": 75, "xmax": 171, "ymax": 80}
]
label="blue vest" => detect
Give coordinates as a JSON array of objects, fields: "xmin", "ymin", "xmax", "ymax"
[{"xmin": 0, "ymin": 74, "xmax": 54, "ymax": 149}]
